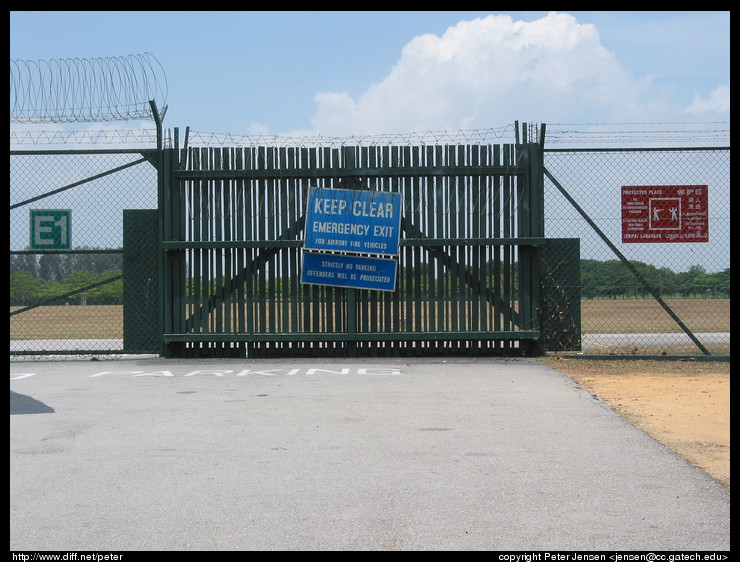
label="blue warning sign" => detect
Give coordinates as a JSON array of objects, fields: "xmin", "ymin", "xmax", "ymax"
[
  {"xmin": 304, "ymin": 187, "xmax": 401, "ymax": 256},
  {"xmin": 301, "ymin": 252, "xmax": 397, "ymax": 292}
]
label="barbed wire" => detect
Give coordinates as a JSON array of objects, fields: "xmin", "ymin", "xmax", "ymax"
[
  {"xmin": 180, "ymin": 126, "xmax": 517, "ymax": 149},
  {"xmin": 9, "ymin": 126, "xmax": 161, "ymax": 147},
  {"xmin": 544, "ymin": 122, "xmax": 730, "ymax": 147},
  {"xmin": 9, "ymin": 121, "xmax": 729, "ymax": 149},
  {"xmin": 10, "ymin": 53, "xmax": 167, "ymax": 124}
]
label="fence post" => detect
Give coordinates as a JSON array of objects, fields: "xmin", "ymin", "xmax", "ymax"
[{"xmin": 519, "ymin": 142, "xmax": 546, "ymax": 355}]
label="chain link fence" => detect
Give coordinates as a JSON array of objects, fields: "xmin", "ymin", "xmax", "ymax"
[
  {"xmin": 10, "ymin": 135, "xmax": 730, "ymax": 360},
  {"xmin": 10, "ymin": 150, "xmax": 158, "ymax": 357},
  {"xmin": 543, "ymin": 147, "xmax": 730, "ymax": 357}
]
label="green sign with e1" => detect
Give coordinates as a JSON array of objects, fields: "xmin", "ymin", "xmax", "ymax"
[{"xmin": 30, "ymin": 209, "xmax": 71, "ymax": 250}]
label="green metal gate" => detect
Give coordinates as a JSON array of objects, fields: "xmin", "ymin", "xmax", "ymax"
[{"xmin": 155, "ymin": 141, "xmax": 573, "ymax": 358}]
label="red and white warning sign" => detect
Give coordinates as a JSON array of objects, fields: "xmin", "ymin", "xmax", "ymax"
[{"xmin": 621, "ymin": 185, "xmax": 708, "ymax": 243}]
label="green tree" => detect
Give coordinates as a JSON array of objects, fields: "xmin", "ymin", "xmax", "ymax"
[{"xmin": 9, "ymin": 272, "xmax": 46, "ymax": 306}]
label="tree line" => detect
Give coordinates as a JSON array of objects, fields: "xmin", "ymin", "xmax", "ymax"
[
  {"xmin": 580, "ymin": 259, "xmax": 729, "ymax": 299},
  {"xmin": 9, "ymin": 250, "xmax": 730, "ymax": 306},
  {"xmin": 10, "ymin": 249, "xmax": 123, "ymax": 306}
]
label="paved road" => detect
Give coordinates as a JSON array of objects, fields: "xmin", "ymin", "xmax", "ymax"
[{"xmin": 10, "ymin": 357, "xmax": 730, "ymax": 551}]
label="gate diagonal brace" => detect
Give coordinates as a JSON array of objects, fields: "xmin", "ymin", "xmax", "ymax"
[
  {"xmin": 184, "ymin": 215, "xmax": 305, "ymax": 332},
  {"xmin": 400, "ymin": 217, "xmax": 522, "ymax": 328},
  {"xmin": 183, "ymin": 215, "xmax": 526, "ymax": 332}
]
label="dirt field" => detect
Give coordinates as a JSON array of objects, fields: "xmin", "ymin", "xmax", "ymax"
[
  {"xmin": 580, "ymin": 298, "xmax": 729, "ymax": 334},
  {"xmin": 9, "ymin": 298, "xmax": 730, "ymax": 342},
  {"xmin": 10, "ymin": 302, "xmax": 730, "ymax": 489},
  {"xmin": 543, "ymin": 357, "xmax": 730, "ymax": 488}
]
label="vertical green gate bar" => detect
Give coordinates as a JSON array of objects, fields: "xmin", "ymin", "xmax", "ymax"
[
  {"xmin": 518, "ymin": 141, "xmax": 546, "ymax": 355},
  {"xmin": 159, "ymin": 141, "xmax": 556, "ymax": 358}
]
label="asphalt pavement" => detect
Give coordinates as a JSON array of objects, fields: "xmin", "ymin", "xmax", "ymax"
[{"xmin": 10, "ymin": 356, "xmax": 730, "ymax": 551}]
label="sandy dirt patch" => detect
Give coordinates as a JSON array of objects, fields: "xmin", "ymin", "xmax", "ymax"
[{"xmin": 543, "ymin": 358, "xmax": 730, "ymax": 487}]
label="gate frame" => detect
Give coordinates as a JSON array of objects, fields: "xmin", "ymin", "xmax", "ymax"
[{"xmin": 155, "ymin": 136, "xmax": 568, "ymax": 358}]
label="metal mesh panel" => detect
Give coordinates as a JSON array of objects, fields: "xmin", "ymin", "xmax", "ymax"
[
  {"xmin": 543, "ymin": 148, "xmax": 730, "ymax": 357},
  {"xmin": 540, "ymin": 238, "xmax": 581, "ymax": 352},
  {"xmin": 10, "ymin": 150, "xmax": 157, "ymax": 357}
]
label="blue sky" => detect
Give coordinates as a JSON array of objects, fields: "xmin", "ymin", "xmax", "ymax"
[{"xmin": 10, "ymin": 11, "xmax": 730, "ymax": 140}]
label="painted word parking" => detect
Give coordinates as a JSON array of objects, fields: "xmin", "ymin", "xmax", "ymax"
[
  {"xmin": 11, "ymin": 366, "xmax": 402, "ymax": 379},
  {"xmin": 89, "ymin": 366, "xmax": 401, "ymax": 377}
]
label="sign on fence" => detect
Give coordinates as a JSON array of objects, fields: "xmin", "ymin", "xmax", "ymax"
[
  {"xmin": 29, "ymin": 209, "xmax": 71, "ymax": 250},
  {"xmin": 621, "ymin": 185, "xmax": 708, "ymax": 243},
  {"xmin": 300, "ymin": 252, "xmax": 397, "ymax": 292},
  {"xmin": 302, "ymin": 187, "xmax": 402, "ymax": 291},
  {"xmin": 304, "ymin": 187, "xmax": 401, "ymax": 255}
]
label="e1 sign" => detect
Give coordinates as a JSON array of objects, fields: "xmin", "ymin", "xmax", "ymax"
[{"xmin": 30, "ymin": 209, "xmax": 71, "ymax": 250}]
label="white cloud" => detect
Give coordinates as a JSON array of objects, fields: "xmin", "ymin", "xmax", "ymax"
[
  {"xmin": 296, "ymin": 12, "xmax": 659, "ymax": 137},
  {"xmin": 246, "ymin": 121, "xmax": 272, "ymax": 136},
  {"xmin": 685, "ymin": 84, "xmax": 730, "ymax": 116}
]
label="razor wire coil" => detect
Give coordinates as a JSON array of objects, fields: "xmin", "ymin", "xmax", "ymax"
[{"xmin": 10, "ymin": 52, "xmax": 167, "ymax": 123}]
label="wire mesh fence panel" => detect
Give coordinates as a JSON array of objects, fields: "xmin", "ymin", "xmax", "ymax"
[
  {"xmin": 162, "ymin": 143, "xmax": 543, "ymax": 358},
  {"xmin": 10, "ymin": 128, "xmax": 730, "ymax": 359},
  {"xmin": 543, "ymin": 148, "xmax": 729, "ymax": 357},
  {"xmin": 10, "ymin": 150, "xmax": 158, "ymax": 357}
]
